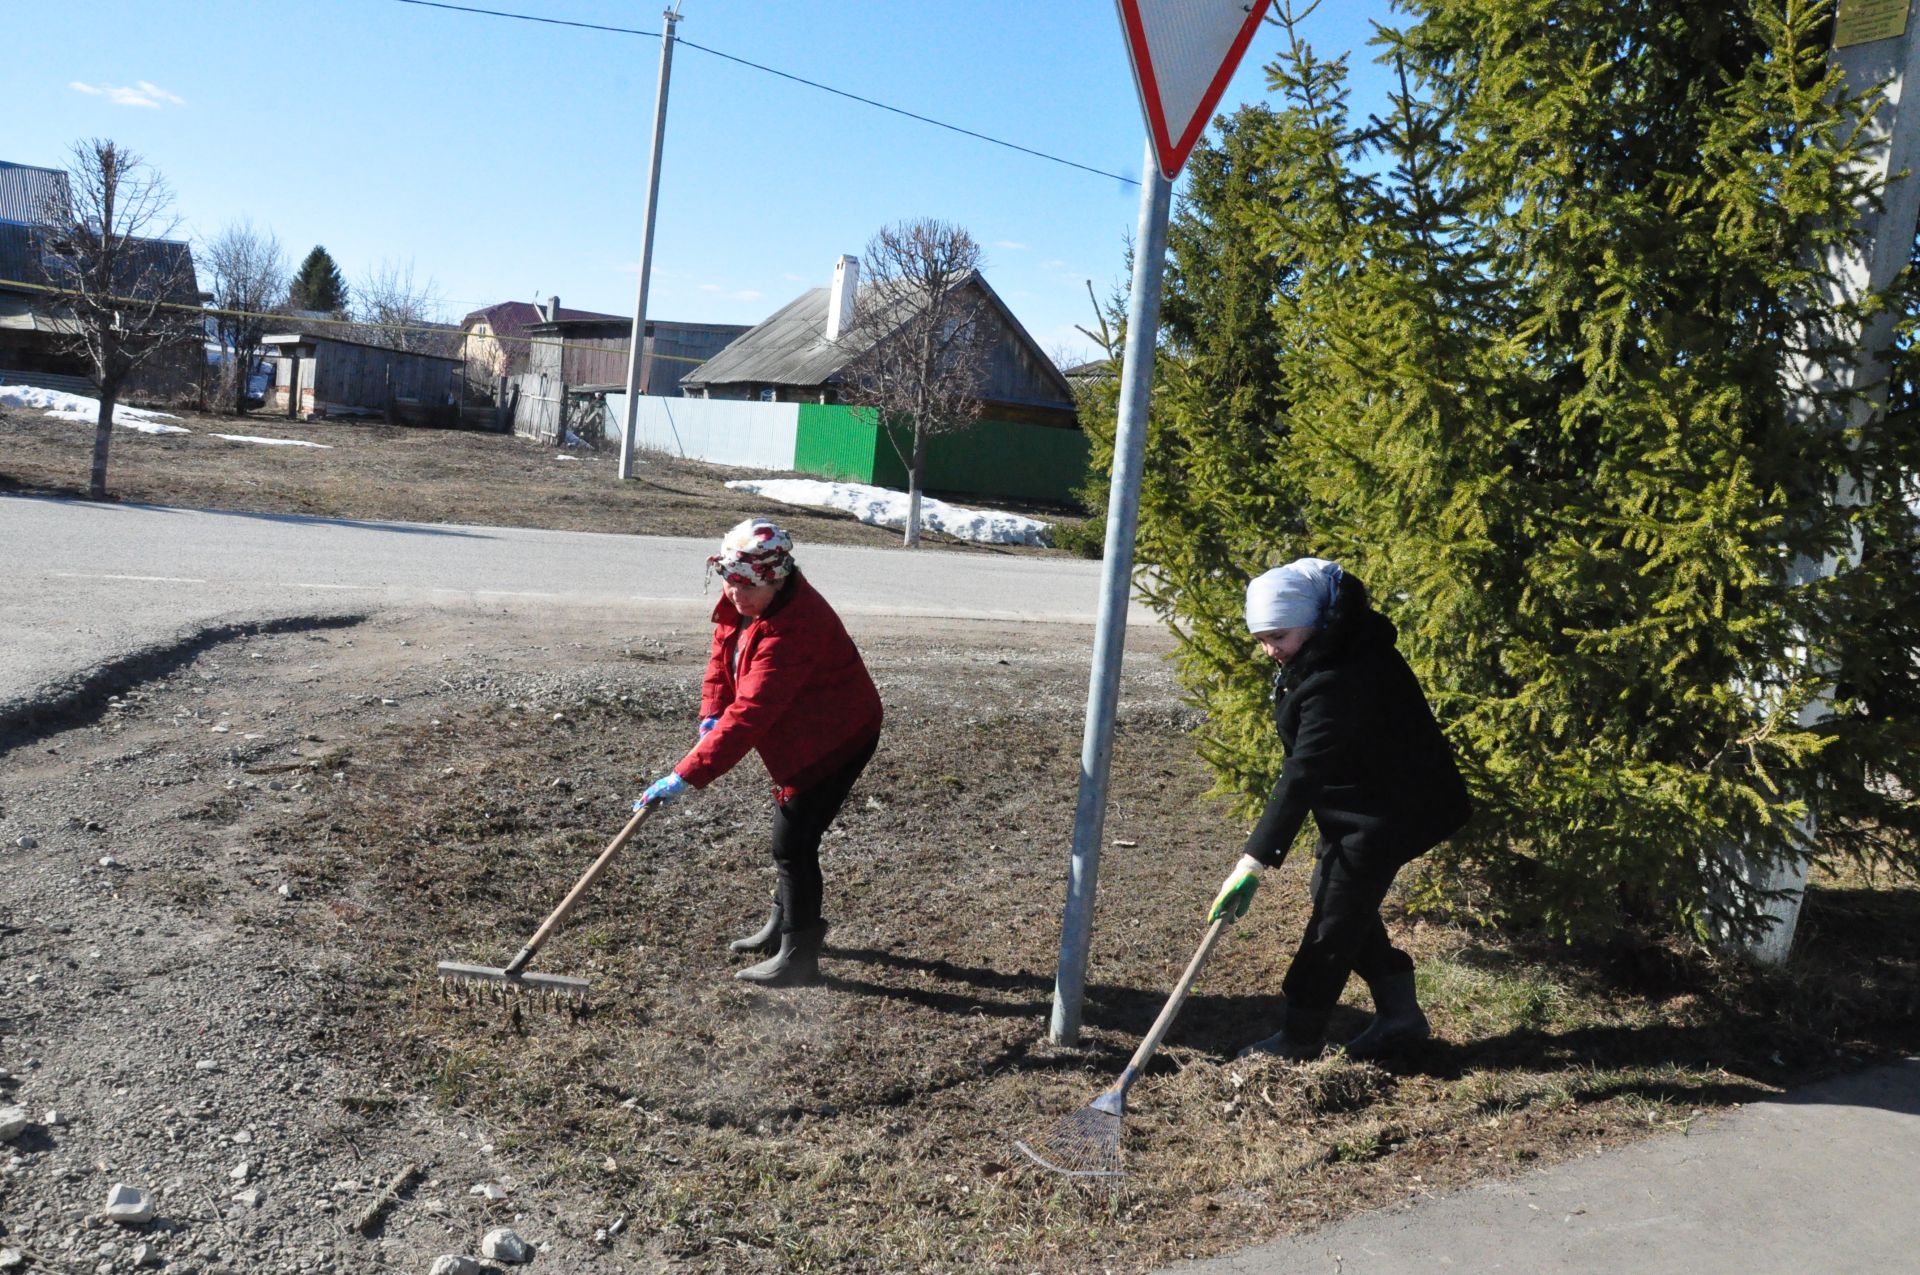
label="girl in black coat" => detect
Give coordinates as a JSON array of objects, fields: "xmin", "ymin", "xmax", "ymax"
[{"xmin": 1208, "ymin": 557, "xmax": 1471, "ymax": 1060}]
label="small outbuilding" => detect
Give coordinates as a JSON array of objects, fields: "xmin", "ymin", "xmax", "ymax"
[{"xmin": 263, "ymin": 331, "xmax": 461, "ymax": 425}]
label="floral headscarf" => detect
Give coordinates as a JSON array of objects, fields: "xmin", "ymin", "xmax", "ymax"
[{"xmin": 708, "ymin": 518, "xmax": 795, "ymax": 586}]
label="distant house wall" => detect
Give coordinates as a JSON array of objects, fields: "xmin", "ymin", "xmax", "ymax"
[{"xmin": 601, "ymin": 396, "xmax": 1087, "ymax": 504}]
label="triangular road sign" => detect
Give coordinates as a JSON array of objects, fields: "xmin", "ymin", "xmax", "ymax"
[{"xmin": 1115, "ymin": 0, "xmax": 1273, "ymax": 179}]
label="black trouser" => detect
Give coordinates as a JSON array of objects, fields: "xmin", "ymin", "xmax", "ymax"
[
  {"xmin": 769, "ymin": 735, "xmax": 877, "ymax": 933},
  {"xmin": 1279, "ymin": 836, "xmax": 1418, "ymax": 1013}
]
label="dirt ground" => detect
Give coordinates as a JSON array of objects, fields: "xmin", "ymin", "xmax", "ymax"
[
  {"xmin": 0, "ymin": 404, "xmax": 1083, "ymax": 548},
  {"xmin": 3, "ymin": 604, "xmax": 1917, "ymax": 1274}
]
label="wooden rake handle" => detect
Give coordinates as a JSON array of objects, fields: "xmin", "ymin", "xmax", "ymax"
[
  {"xmin": 504, "ymin": 803, "xmax": 654, "ymax": 975},
  {"xmin": 1109, "ymin": 915, "xmax": 1230, "ymax": 1101}
]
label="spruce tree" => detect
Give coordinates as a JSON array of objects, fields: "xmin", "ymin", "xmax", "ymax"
[
  {"xmin": 1099, "ymin": 0, "xmax": 1920, "ymax": 944},
  {"xmin": 288, "ymin": 245, "xmax": 348, "ymax": 314}
]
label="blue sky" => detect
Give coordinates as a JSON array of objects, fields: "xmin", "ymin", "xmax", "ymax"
[{"xmin": 9, "ymin": 1, "xmax": 1402, "ymax": 364}]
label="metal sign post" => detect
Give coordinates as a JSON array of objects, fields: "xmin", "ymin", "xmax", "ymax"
[
  {"xmin": 618, "ymin": 6, "xmax": 680, "ymax": 481},
  {"xmin": 1048, "ymin": 0, "xmax": 1273, "ymax": 1046}
]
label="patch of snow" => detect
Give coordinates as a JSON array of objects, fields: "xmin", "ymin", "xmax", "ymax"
[
  {"xmin": 724, "ymin": 478, "xmax": 1051, "ymax": 547},
  {"xmin": 211, "ymin": 434, "xmax": 332, "ymax": 449},
  {"xmin": 553, "ymin": 454, "xmax": 581, "ymax": 461},
  {"xmin": 0, "ymin": 384, "xmax": 190, "ymax": 434}
]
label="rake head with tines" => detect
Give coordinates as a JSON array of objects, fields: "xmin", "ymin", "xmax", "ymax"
[
  {"xmin": 432, "ymin": 805, "xmax": 652, "ymax": 1007},
  {"xmin": 1015, "ymin": 1084, "xmax": 1126, "ymax": 1178},
  {"xmin": 1016, "ymin": 916, "xmax": 1228, "ymax": 1180}
]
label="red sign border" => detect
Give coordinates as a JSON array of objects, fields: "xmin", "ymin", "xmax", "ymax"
[{"xmin": 1116, "ymin": 0, "xmax": 1274, "ymax": 179}]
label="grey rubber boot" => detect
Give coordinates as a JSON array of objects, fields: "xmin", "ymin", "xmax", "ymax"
[
  {"xmin": 1344, "ymin": 971, "xmax": 1430, "ymax": 1060},
  {"xmin": 1235, "ymin": 1005, "xmax": 1330, "ymax": 1061},
  {"xmin": 734, "ymin": 920, "xmax": 827, "ymax": 988},
  {"xmin": 728, "ymin": 898, "xmax": 783, "ymax": 956}
]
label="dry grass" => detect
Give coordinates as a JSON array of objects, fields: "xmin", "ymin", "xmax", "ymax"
[
  {"xmin": 0, "ymin": 404, "xmax": 1088, "ymax": 548},
  {"xmin": 248, "ymin": 653, "xmax": 1920, "ymax": 1273}
]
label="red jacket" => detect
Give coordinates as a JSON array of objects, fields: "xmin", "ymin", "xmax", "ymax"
[{"xmin": 674, "ymin": 570, "xmax": 883, "ymax": 803}]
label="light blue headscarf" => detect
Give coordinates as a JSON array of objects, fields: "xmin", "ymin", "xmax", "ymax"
[{"xmin": 1245, "ymin": 558, "xmax": 1344, "ymax": 633}]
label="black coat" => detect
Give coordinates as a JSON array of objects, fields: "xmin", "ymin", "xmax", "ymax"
[{"xmin": 1243, "ymin": 607, "xmax": 1470, "ymax": 868}]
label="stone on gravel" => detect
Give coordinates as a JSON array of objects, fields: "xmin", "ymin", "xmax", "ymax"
[
  {"xmin": 231, "ymin": 1187, "xmax": 262, "ymax": 1207},
  {"xmin": 0, "ymin": 1248, "xmax": 22, "ymax": 1270},
  {"xmin": 44, "ymin": 1109, "xmax": 68, "ymax": 1126},
  {"xmin": 0, "ymin": 1106, "xmax": 28, "ymax": 1141},
  {"xmin": 229, "ymin": 1161, "xmax": 251, "ymax": 1181},
  {"xmin": 14, "ymin": 835, "xmax": 34, "ymax": 849},
  {"xmin": 480, "ymin": 1228, "xmax": 533, "ymax": 1264},
  {"xmin": 105, "ymin": 1182, "xmax": 155, "ymax": 1224},
  {"xmin": 428, "ymin": 1258, "xmax": 481, "ymax": 1275},
  {"xmin": 132, "ymin": 1241, "xmax": 164, "ymax": 1267},
  {"xmin": 468, "ymin": 1182, "xmax": 506, "ymax": 1200}
]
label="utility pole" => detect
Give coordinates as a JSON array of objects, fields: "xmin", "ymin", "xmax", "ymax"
[
  {"xmin": 617, "ymin": 5, "xmax": 680, "ymax": 480},
  {"xmin": 1727, "ymin": 1, "xmax": 1920, "ymax": 965}
]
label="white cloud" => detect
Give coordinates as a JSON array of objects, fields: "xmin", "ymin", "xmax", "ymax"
[
  {"xmin": 995, "ymin": 240, "xmax": 1029, "ymax": 251},
  {"xmin": 783, "ymin": 273, "xmax": 807, "ymax": 283},
  {"xmin": 70, "ymin": 79, "xmax": 185, "ymax": 109},
  {"xmin": 1040, "ymin": 259, "xmax": 1068, "ymax": 270},
  {"xmin": 699, "ymin": 284, "xmax": 765, "ymax": 302}
]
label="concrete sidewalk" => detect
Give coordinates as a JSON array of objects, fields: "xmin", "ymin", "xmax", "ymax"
[{"xmin": 1167, "ymin": 1057, "xmax": 1920, "ymax": 1275}]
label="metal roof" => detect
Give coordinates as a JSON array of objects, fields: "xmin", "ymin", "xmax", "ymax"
[
  {"xmin": 679, "ymin": 287, "xmax": 843, "ymax": 388},
  {"xmin": 0, "ymin": 161, "xmax": 69, "ymax": 225}
]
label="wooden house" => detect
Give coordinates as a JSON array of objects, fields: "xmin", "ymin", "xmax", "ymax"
[{"xmin": 679, "ymin": 257, "xmax": 1077, "ymax": 429}]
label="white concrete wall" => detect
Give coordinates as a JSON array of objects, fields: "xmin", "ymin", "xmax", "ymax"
[{"xmin": 603, "ymin": 394, "xmax": 799, "ymax": 471}]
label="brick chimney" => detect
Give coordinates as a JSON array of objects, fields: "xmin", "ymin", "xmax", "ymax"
[{"xmin": 825, "ymin": 256, "xmax": 859, "ymax": 341}]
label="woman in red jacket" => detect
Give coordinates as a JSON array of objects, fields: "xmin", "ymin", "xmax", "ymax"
[{"xmin": 633, "ymin": 519, "xmax": 883, "ymax": 988}]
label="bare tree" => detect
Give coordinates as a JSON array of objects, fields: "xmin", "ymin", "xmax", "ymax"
[
  {"xmin": 37, "ymin": 138, "xmax": 200, "ymax": 498},
  {"xmin": 350, "ymin": 258, "xmax": 447, "ymax": 353},
  {"xmin": 203, "ymin": 219, "xmax": 287, "ymax": 414},
  {"xmin": 835, "ymin": 219, "xmax": 994, "ymax": 547}
]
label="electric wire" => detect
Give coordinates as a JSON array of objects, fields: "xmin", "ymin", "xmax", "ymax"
[{"xmin": 388, "ymin": 0, "xmax": 1142, "ymax": 187}]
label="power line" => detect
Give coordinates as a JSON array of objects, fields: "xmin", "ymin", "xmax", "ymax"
[{"xmin": 387, "ymin": 0, "xmax": 1141, "ymax": 187}]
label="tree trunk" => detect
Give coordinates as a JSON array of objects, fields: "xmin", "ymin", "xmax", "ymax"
[
  {"xmin": 904, "ymin": 423, "xmax": 927, "ymax": 548},
  {"xmin": 90, "ymin": 388, "xmax": 116, "ymax": 499}
]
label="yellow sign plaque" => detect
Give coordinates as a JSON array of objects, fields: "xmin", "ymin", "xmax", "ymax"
[{"xmin": 1835, "ymin": 0, "xmax": 1911, "ymax": 48}]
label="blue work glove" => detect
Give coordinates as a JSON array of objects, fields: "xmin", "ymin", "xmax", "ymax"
[
  {"xmin": 1207, "ymin": 854, "xmax": 1264, "ymax": 923},
  {"xmin": 633, "ymin": 772, "xmax": 690, "ymax": 811},
  {"xmin": 698, "ymin": 715, "xmax": 719, "ymax": 737}
]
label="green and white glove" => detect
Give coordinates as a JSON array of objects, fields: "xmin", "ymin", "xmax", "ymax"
[{"xmin": 1208, "ymin": 854, "xmax": 1263, "ymax": 923}]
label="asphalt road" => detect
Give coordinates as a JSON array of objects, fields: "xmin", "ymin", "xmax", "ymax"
[{"xmin": 0, "ymin": 494, "xmax": 1153, "ymax": 707}]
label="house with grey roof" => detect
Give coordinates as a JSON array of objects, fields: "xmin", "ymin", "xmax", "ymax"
[
  {"xmin": 680, "ymin": 256, "xmax": 1078, "ymax": 429},
  {"xmin": 620, "ymin": 258, "xmax": 1089, "ymax": 504},
  {"xmin": 0, "ymin": 158, "xmax": 204, "ymax": 400}
]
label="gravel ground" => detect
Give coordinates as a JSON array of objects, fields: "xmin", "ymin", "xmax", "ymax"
[{"xmin": 0, "ymin": 605, "xmax": 1184, "ymax": 1274}]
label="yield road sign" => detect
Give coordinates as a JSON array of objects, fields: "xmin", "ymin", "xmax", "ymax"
[{"xmin": 1115, "ymin": 0, "xmax": 1273, "ymax": 179}]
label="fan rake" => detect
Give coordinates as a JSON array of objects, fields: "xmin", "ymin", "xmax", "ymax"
[{"xmin": 1017, "ymin": 916, "xmax": 1229, "ymax": 1179}]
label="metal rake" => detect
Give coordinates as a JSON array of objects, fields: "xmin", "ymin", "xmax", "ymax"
[{"xmin": 1016, "ymin": 915, "xmax": 1229, "ymax": 1178}]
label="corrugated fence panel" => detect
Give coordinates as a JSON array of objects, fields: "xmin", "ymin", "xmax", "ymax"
[{"xmin": 602, "ymin": 394, "xmax": 799, "ymax": 470}]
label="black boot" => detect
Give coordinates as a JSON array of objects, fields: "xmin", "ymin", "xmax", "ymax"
[
  {"xmin": 1344, "ymin": 971, "xmax": 1429, "ymax": 1060},
  {"xmin": 728, "ymin": 897, "xmax": 784, "ymax": 956},
  {"xmin": 1236, "ymin": 1005, "xmax": 1330, "ymax": 1061},
  {"xmin": 734, "ymin": 920, "xmax": 827, "ymax": 988}
]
